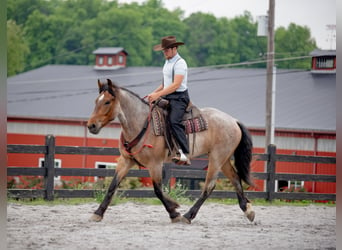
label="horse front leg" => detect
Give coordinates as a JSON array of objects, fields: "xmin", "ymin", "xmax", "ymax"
[{"xmin": 90, "ymin": 156, "xmax": 134, "ymax": 222}]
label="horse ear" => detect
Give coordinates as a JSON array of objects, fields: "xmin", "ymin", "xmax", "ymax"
[
  {"xmin": 107, "ymin": 79, "xmax": 113, "ymax": 87},
  {"xmin": 106, "ymin": 79, "xmax": 116, "ymax": 96},
  {"xmin": 97, "ymin": 79, "xmax": 102, "ymax": 93}
]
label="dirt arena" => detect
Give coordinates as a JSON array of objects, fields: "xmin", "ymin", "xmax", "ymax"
[{"xmin": 7, "ymin": 202, "xmax": 335, "ymax": 249}]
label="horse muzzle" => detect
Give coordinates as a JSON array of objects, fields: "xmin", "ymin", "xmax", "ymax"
[{"xmin": 87, "ymin": 122, "xmax": 101, "ymax": 134}]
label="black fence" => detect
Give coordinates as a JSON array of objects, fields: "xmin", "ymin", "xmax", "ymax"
[{"xmin": 7, "ymin": 135, "xmax": 336, "ymax": 202}]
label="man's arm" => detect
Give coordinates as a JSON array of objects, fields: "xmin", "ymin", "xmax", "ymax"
[
  {"xmin": 148, "ymin": 74, "xmax": 184, "ymax": 102},
  {"xmin": 152, "ymin": 84, "xmax": 164, "ymax": 93}
]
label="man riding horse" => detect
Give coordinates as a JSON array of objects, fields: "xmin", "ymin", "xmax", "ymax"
[{"xmin": 147, "ymin": 36, "xmax": 191, "ymax": 165}]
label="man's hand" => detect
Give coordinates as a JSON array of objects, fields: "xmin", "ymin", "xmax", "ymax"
[
  {"xmin": 147, "ymin": 92, "xmax": 160, "ymax": 103},
  {"xmin": 148, "ymin": 74, "xmax": 183, "ymax": 103}
]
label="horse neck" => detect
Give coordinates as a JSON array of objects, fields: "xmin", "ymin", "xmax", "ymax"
[{"xmin": 117, "ymin": 89, "xmax": 150, "ymax": 141}]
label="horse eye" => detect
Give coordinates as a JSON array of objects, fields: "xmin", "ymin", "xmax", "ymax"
[{"xmin": 105, "ymin": 101, "xmax": 111, "ymax": 105}]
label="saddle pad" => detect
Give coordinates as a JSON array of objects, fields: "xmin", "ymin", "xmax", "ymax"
[
  {"xmin": 152, "ymin": 108, "xmax": 165, "ymax": 136},
  {"xmin": 184, "ymin": 115, "xmax": 208, "ymax": 134},
  {"xmin": 152, "ymin": 108, "xmax": 208, "ymax": 136}
]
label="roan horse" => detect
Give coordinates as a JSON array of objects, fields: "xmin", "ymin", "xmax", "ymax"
[{"xmin": 87, "ymin": 79, "xmax": 255, "ymax": 223}]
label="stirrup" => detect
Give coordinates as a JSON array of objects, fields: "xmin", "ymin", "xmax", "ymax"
[{"xmin": 172, "ymin": 155, "xmax": 191, "ymax": 166}]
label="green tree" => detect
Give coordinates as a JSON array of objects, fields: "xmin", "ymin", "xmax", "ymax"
[
  {"xmin": 206, "ymin": 17, "xmax": 238, "ymax": 66},
  {"xmin": 125, "ymin": 0, "xmax": 187, "ymax": 66},
  {"xmin": 52, "ymin": 0, "xmax": 106, "ymax": 65},
  {"xmin": 6, "ymin": 0, "xmax": 319, "ymax": 74},
  {"xmin": 229, "ymin": 11, "xmax": 263, "ymax": 66},
  {"xmin": 7, "ymin": 0, "xmax": 54, "ymax": 25},
  {"xmin": 79, "ymin": 6, "xmax": 153, "ymax": 66},
  {"xmin": 275, "ymin": 23, "xmax": 317, "ymax": 69},
  {"xmin": 7, "ymin": 20, "xmax": 30, "ymax": 76},
  {"xmin": 183, "ymin": 13, "xmax": 219, "ymax": 67},
  {"xmin": 23, "ymin": 9, "xmax": 72, "ymax": 70}
]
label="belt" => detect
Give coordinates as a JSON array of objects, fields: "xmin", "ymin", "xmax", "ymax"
[{"xmin": 165, "ymin": 89, "xmax": 188, "ymax": 99}]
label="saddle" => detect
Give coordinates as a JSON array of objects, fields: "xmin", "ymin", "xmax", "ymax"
[{"xmin": 151, "ymin": 98, "xmax": 208, "ymax": 156}]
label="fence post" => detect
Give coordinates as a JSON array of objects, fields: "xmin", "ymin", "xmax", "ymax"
[
  {"xmin": 266, "ymin": 144, "xmax": 276, "ymax": 202},
  {"xmin": 44, "ymin": 135, "xmax": 55, "ymax": 201}
]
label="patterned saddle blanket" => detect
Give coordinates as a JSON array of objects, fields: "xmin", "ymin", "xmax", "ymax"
[{"xmin": 151, "ymin": 101, "xmax": 208, "ymax": 136}]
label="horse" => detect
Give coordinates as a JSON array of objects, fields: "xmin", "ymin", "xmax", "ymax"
[{"xmin": 87, "ymin": 79, "xmax": 255, "ymax": 224}]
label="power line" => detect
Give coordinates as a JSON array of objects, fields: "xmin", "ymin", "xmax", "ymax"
[{"xmin": 190, "ymin": 55, "xmax": 311, "ymax": 71}]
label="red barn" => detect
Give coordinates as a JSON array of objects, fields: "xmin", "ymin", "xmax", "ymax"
[
  {"xmin": 93, "ymin": 47, "xmax": 128, "ymax": 70},
  {"xmin": 310, "ymin": 49, "xmax": 336, "ymax": 74}
]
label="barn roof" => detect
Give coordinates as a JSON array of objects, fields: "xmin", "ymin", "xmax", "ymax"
[
  {"xmin": 92, "ymin": 47, "xmax": 128, "ymax": 55},
  {"xmin": 309, "ymin": 49, "xmax": 336, "ymax": 57},
  {"xmin": 7, "ymin": 65, "xmax": 336, "ymax": 132}
]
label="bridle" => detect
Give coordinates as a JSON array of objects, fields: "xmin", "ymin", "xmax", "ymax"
[{"xmin": 95, "ymin": 82, "xmax": 155, "ymax": 167}]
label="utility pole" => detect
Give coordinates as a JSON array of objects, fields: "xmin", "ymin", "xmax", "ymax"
[{"xmin": 265, "ymin": 0, "xmax": 275, "ymax": 150}]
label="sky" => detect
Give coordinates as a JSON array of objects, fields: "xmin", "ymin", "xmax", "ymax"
[{"xmin": 119, "ymin": 0, "xmax": 336, "ymax": 50}]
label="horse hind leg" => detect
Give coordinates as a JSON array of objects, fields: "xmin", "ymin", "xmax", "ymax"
[
  {"xmin": 221, "ymin": 159, "xmax": 255, "ymax": 222},
  {"xmin": 182, "ymin": 163, "xmax": 220, "ymax": 224}
]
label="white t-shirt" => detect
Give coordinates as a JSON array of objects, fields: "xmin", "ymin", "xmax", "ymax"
[{"xmin": 162, "ymin": 53, "xmax": 188, "ymax": 92}]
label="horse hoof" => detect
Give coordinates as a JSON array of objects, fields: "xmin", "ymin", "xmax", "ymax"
[
  {"xmin": 171, "ymin": 215, "xmax": 182, "ymax": 223},
  {"xmin": 180, "ymin": 216, "xmax": 191, "ymax": 224},
  {"xmin": 171, "ymin": 215, "xmax": 191, "ymax": 224},
  {"xmin": 246, "ymin": 211, "xmax": 255, "ymax": 222},
  {"xmin": 89, "ymin": 213, "xmax": 103, "ymax": 222},
  {"xmin": 244, "ymin": 203, "xmax": 255, "ymax": 222}
]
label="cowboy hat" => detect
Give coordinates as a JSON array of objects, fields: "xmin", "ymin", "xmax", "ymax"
[{"xmin": 153, "ymin": 36, "xmax": 185, "ymax": 51}]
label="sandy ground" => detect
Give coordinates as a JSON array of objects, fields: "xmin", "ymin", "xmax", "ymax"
[{"xmin": 7, "ymin": 202, "xmax": 335, "ymax": 250}]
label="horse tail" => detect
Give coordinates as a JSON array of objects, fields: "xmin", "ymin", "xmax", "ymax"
[{"xmin": 234, "ymin": 121, "xmax": 254, "ymax": 187}]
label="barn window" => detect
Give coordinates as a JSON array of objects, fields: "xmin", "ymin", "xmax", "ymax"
[
  {"xmin": 39, "ymin": 158, "xmax": 62, "ymax": 184},
  {"xmin": 107, "ymin": 56, "xmax": 113, "ymax": 65},
  {"xmin": 315, "ymin": 57, "xmax": 334, "ymax": 69},
  {"xmin": 290, "ymin": 180, "xmax": 305, "ymax": 190},
  {"xmin": 98, "ymin": 56, "xmax": 104, "ymax": 65},
  {"xmin": 277, "ymin": 180, "xmax": 289, "ymax": 192},
  {"xmin": 276, "ymin": 180, "xmax": 304, "ymax": 192},
  {"xmin": 118, "ymin": 55, "xmax": 124, "ymax": 64},
  {"xmin": 95, "ymin": 161, "xmax": 117, "ymax": 182}
]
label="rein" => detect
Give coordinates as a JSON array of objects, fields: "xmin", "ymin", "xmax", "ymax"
[{"xmin": 120, "ymin": 101, "xmax": 154, "ymax": 159}]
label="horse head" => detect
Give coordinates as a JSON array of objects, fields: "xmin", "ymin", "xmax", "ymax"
[{"xmin": 87, "ymin": 79, "xmax": 120, "ymax": 134}]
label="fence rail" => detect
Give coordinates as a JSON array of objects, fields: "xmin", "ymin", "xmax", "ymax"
[{"xmin": 7, "ymin": 135, "xmax": 336, "ymax": 202}]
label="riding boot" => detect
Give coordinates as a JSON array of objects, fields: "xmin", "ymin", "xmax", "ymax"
[{"xmin": 172, "ymin": 149, "xmax": 191, "ymax": 165}]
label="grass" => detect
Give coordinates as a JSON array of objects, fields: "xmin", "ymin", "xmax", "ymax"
[
  {"xmin": 7, "ymin": 179, "xmax": 335, "ymax": 207},
  {"xmin": 7, "ymin": 196, "xmax": 335, "ymax": 207},
  {"xmin": 7, "ymin": 197, "xmax": 95, "ymax": 206},
  {"xmin": 208, "ymin": 198, "xmax": 336, "ymax": 207}
]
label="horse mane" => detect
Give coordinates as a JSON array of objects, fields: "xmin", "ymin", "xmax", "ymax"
[
  {"xmin": 101, "ymin": 79, "xmax": 149, "ymax": 106},
  {"xmin": 120, "ymin": 86, "xmax": 149, "ymax": 106}
]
